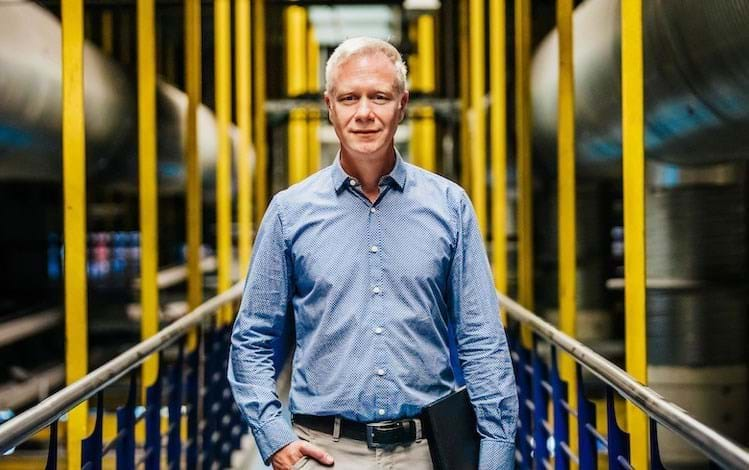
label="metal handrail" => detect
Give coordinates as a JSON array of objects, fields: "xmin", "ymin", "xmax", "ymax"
[
  {"xmin": 0, "ymin": 281, "xmax": 244, "ymax": 454},
  {"xmin": 499, "ymin": 292, "xmax": 749, "ymax": 470}
]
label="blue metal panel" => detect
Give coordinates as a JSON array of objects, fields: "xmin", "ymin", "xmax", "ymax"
[
  {"xmin": 511, "ymin": 333, "xmax": 533, "ymax": 469},
  {"xmin": 81, "ymin": 391, "xmax": 104, "ymax": 470},
  {"xmin": 532, "ymin": 338, "xmax": 550, "ymax": 467},
  {"xmin": 186, "ymin": 343, "xmax": 201, "ymax": 470},
  {"xmin": 116, "ymin": 373, "xmax": 137, "ymax": 470},
  {"xmin": 44, "ymin": 420, "xmax": 58, "ymax": 470},
  {"xmin": 145, "ymin": 362, "xmax": 162, "ymax": 470},
  {"xmin": 606, "ymin": 386, "xmax": 631, "ymax": 469},
  {"xmin": 167, "ymin": 343, "xmax": 184, "ymax": 469},
  {"xmin": 649, "ymin": 419, "xmax": 666, "ymax": 470},
  {"xmin": 550, "ymin": 346, "xmax": 570, "ymax": 470},
  {"xmin": 576, "ymin": 365, "xmax": 598, "ymax": 470}
]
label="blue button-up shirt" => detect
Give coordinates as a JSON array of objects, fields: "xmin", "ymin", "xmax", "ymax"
[{"xmin": 229, "ymin": 151, "xmax": 518, "ymax": 468}]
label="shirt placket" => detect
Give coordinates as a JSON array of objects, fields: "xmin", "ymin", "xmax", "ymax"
[{"xmin": 367, "ymin": 197, "xmax": 388, "ymax": 419}]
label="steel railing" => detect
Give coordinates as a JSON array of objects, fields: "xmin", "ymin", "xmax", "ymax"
[
  {"xmin": 0, "ymin": 282, "xmax": 244, "ymax": 468},
  {"xmin": 500, "ymin": 292, "xmax": 749, "ymax": 470}
]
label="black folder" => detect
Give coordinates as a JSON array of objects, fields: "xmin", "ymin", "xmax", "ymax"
[{"xmin": 421, "ymin": 387, "xmax": 480, "ymax": 470}]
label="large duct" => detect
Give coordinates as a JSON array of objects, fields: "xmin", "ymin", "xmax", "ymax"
[
  {"xmin": 532, "ymin": 0, "xmax": 749, "ymax": 179},
  {"xmin": 0, "ymin": 0, "xmax": 223, "ymax": 195}
]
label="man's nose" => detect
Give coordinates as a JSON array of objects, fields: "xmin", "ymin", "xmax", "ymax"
[{"xmin": 354, "ymin": 98, "xmax": 374, "ymax": 120}]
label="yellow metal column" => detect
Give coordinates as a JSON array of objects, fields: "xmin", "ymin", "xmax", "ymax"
[
  {"xmin": 557, "ymin": 0, "xmax": 579, "ymax": 460},
  {"xmin": 307, "ymin": 26, "xmax": 321, "ymax": 174},
  {"xmin": 469, "ymin": 0, "xmax": 487, "ymax": 235},
  {"xmin": 622, "ymin": 0, "xmax": 649, "ymax": 466},
  {"xmin": 489, "ymin": 0, "xmax": 507, "ymax": 325},
  {"xmin": 286, "ymin": 6, "xmax": 308, "ymax": 184},
  {"xmin": 184, "ymin": 0, "xmax": 202, "ymax": 351},
  {"xmin": 458, "ymin": 0, "xmax": 471, "ymax": 193},
  {"xmin": 515, "ymin": 0, "xmax": 533, "ymax": 320},
  {"xmin": 253, "ymin": 0, "xmax": 268, "ymax": 223},
  {"xmin": 409, "ymin": 20, "xmax": 422, "ymax": 168},
  {"xmin": 137, "ymin": 0, "xmax": 159, "ymax": 388},
  {"xmin": 417, "ymin": 14, "xmax": 436, "ymax": 172},
  {"xmin": 62, "ymin": 1, "xmax": 88, "ymax": 467},
  {"xmin": 215, "ymin": 0, "xmax": 233, "ymax": 325},
  {"xmin": 236, "ymin": 0, "xmax": 253, "ymax": 277}
]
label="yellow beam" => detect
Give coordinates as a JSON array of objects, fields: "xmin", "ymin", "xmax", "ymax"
[
  {"xmin": 253, "ymin": 0, "xmax": 268, "ymax": 222},
  {"xmin": 556, "ymin": 0, "xmax": 579, "ymax": 461},
  {"xmin": 236, "ymin": 0, "xmax": 253, "ymax": 278},
  {"xmin": 515, "ymin": 0, "xmax": 533, "ymax": 313},
  {"xmin": 408, "ymin": 20, "xmax": 422, "ymax": 168},
  {"xmin": 622, "ymin": 0, "xmax": 649, "ymax": 466},
  {"xmin": 307, "ymin": 25, "xmax": 321, "ymax": 174},
  {"xmin": 137, "ymin": 0, "xmax": 159, "ymax": 388},
  {"xmin": 215, "ymin": 0, "xmax": 233, "ymax": 325},
  {"xmin": 469, "ymin": 0, "xmax": 486, "ymax": 235},
  {"xmin": 417, "ymin": 14, "xmax": 436, "ymax": 172},
  {"xmin": 184, "ymin": 0, "xmax": 202, "ymax": 349},
  {"xmin": 458, "ymin": 0, "xmax": 471, "ymax": 193},
  {"xmin": 489, "ymin": 0, "xmax": 507, "ymax": 325},
  {"xmin": 286, "ymin": 6, "xmax": 308, "ymax": 184},
  {"xmin": 62, "ymin": 1, "xmax": 88, "ymax": 467},
  {"xmin": 101, "ymin": 10, "xmax": 114, "ymax": 56}
]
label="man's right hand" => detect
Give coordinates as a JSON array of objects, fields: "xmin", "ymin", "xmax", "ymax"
[{"xmin": 271, "ymin": 440, "xmax": 334, "ymax": 470}]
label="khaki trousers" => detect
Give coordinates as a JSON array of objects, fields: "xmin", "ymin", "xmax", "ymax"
[{"xmin": 291, "ymin": 423, "xmax": 434, "ymax": 470}]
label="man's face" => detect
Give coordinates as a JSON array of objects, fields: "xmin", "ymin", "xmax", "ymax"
[{"xmin": 325, "ymin": 52, "xmax": 409, "ymax": 162}]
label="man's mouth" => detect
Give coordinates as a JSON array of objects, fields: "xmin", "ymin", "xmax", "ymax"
[{"xmin": 351, "ymin": 129, "xmax": 379, "ymax": 134}]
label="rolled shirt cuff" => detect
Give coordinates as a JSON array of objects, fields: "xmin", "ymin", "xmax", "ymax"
[
  {"xmin": 479, "ymin": 439, "xmax": 516, "ymax": 470},
  {"xmin": 253, "ymin": 415, "xmax": 299, "ymax": 465}
]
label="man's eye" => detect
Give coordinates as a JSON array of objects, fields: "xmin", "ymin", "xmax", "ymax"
[
  {"xmin": 373, "ymin": 95, "xmax": 389, "ymax": 103},
  {"xmin": 340, "ymin": 96, "xmax": 357, "ymax": 103}
]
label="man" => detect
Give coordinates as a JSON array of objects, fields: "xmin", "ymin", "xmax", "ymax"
[{"xmin": 229, "ymin": 37, "xmax": 517, "ymax": 470}]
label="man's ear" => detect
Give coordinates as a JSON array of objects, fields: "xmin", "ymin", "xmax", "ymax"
[
  {"xmin": 324, "ymin": 91, "xmax": 334, "ymax": 124},
  {"xmin": 398, "ymin": 90, "xmax": 410, "ymax": 123}
]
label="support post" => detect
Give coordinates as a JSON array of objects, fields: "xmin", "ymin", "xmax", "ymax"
[
  {"xmin": 253, "ymin": 0, "xmax": 268, "ymax": 223},
  {"xmin": 137, "ymin": 0, "xmax": 159, "ymax": 389},
  {"xmin": 62, "ymin": 1, "xmax": 88, "ymax": 467},
  {"xmin": 184, "ymin": 0, "xmax": 202, "ymax": 351},
  {"xmin": 621, "ymin": 0, "xmax": 649, "ymax": 466},
  {"xmin": 416, "ymin": 14, "xmax": 436, "ymax": 172},
  {"xmin": 286, "ymin": 6, "xmax": 308, "ymax": 184},
  {"xmin": 489, "ymin": 0, "xmax": 507, "ymax": 325},
  {"xmin": 515, "ymin": 0, "xmax": 534, "ymax": 345},
  {"xmin": 556, "ymin": 0, "xmax": 579, "ymax": 460},
  {"xmin": 469, "ymin": 0, "xmax": 487, "ymax": 235},
  {"xmin": 215, "ymin": 0, "xmax": 233, "ymax": 325},
  {"xmin": 236, "ymin": 0, "xmax": 253, "ymax": 277},
  {"xmin": 307, "ymin": 25, "xmax": 321, "ymax": 174}
]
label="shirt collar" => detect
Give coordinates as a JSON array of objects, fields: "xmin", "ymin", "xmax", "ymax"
[{"xmin": 331, "ymin": 148, "xmax": 407, "ymax": 194}]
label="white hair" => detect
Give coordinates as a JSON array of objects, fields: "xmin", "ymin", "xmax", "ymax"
[{"xmin": 325, "ymin": 37, "xmax": 408, "ymax": 94}]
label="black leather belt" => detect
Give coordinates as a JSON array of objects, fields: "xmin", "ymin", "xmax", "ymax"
[{"xmin": 292, "ymin": 414, "xmax": 422, "ymax": 449}]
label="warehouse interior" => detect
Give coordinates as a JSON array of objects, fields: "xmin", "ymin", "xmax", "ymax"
[{"xmin": 0, "ymin": 0, "xmax": 747, "ymax": 468}]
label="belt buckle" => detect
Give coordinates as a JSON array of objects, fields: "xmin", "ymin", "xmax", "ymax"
[
  {"xmin": 365, "ymin": 420, "xmax": 398, "ymax": 449},
  {"xmin": 365, "ymin": 420, "xmax": 410, "ymax": 449}
]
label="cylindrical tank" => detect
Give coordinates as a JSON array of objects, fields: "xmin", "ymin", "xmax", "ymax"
[
  {"xmin": 646, "ymin": 162, "xmax": 748, "ymax": 466},
  {"xmin": 532, "ymin": 0, "xmax": 749, "ymax": 179}
]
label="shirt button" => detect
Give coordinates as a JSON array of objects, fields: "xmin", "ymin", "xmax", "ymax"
[
  {"xmin": 378, "ymin": 409, "xmax": 386, "ymax": 416},
  {"xmin": 374, "ymin": 327, "xmax": 383, "ymax": 334},
  {"xmin": 372, "ymin": 286, "xmax": 381, "ymax": 294},
  {"xmin": 376, "ymin": 369, "xmax": 385, "ymax": 376},
  {"xmin": 370, "ymin": 245, "xmax": 379, "ymax": 253},
  {"xmin": 370, "ymin": 207, "xmax": 377, "ymax": 214},
  {"xmin": 349, "ymin": 178, "xmax": 357, "ymax": 186}
]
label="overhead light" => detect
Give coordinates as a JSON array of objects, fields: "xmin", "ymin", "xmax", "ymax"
[{"xmin": 403, "ymin": 0, "xmax": 441, "ymax": 11}]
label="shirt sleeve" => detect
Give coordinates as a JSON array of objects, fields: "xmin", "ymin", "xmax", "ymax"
[
  {"xmin": 228, "ymin": 196, "xmax": 298, "ymax": 464},
  {"xmin": 447, "ymin": 191, "xmax": 519, "ymax": 469}
]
